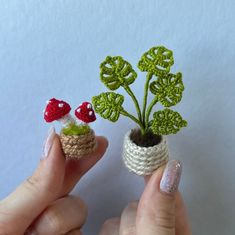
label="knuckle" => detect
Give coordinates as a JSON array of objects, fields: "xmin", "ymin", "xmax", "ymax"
[
  {"xmin": 24, "ymin": 175, "xmax": 40, "ymax": 193},
  {"xmin": 42, "ymin": 209, "xmax": 62, "ymax": 232},
  {"xmin": 121, "ymin": 227, "xmax": 136, "ymax": 235},
  {"xmin": 154, "ymin": 208, "xmax": 175, "ymax": 230},
  {"xmin": 74, "ymin": 197, "xmax": 88, "ymax": 216},
  {"xmin": 25, "ymin": 175, "xmax": 59, "ymax": 197}
]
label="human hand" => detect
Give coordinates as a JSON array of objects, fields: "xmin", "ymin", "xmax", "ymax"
[
  {"xmin": 99, "ymin": 160, "xmax": 192, "ymax": 235},
  {"xmin": 0, "ymin": 127, "xmax": 108, "ymax": 235}
]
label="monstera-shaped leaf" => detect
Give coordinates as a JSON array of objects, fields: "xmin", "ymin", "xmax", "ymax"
[
  {"xmin": 100, "ymin": 56, "xmax": 137, "ymax": 90},
  {"xmin": 150, "ymin": 108, "xmax": 187, "ymax": 135},
  {"xmin": 138, "ymin": 46, "xmax": 174, "ymax": 77},
  {"xmin": 92, "ymin": 92, "xmax": 124, "ymax": 122},
  {"xmin": 150, "ymin": 72, "xmax": 184, "ymax": 107}
]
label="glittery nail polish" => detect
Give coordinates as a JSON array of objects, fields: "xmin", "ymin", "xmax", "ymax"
[
  {"xmin": 160, "ymin": 160, "xmax": 182, "ymax": 194},
  {"xmin": 42, "ymin": 126, "xmax": 56, "ymax": 158}
]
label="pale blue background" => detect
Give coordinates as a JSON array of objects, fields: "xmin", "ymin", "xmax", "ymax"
[{"xmin": 0, "ymin": 1, "xmax": 235, "ymax": 234}]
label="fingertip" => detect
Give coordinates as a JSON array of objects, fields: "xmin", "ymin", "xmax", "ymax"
[
  {"xmin": 43, "ymin": 133, "xmax": 66, "ymax": 167},
  {"xmin": 137, "ymin": 164, "xmax": 176, "ymax": 234},
  {"xmin": 160, "ymin": 160, "xmax": 182, "ymax": 195},
  {"xmin": 96, "ymin": 136, "xmax": 109, "ymax": 150},
  {"xmin": 140, "ymin": 164, "xmax": 175, "ymax": 208},
  {"xmin": 144, "ymin": 164, "xmax": 166, "ymax": 187}
]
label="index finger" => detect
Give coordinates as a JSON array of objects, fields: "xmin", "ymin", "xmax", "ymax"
[
  {"xmin": 0, "ymin": 134, "xmax": 66, "ymax": 234},
  {"xmin": 175, "ymin": 192, "xmax": 192, "ymax": 235},
  {"xmin": 61, "ymin": 136, "xmax": 108, "ymax": 196}
]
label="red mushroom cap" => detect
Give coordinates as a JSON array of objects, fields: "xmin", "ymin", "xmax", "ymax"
[
  {"xmin": 44, "ymin": 98, "xmax": 71, "ymax": 122},
  {"xmin": 75, "ymin": 102, "xmax": 96, "ymax": 123}
]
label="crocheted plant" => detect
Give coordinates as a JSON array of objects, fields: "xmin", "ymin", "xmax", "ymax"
[
  {"xmin": 44, "ymin": 98, "xmax": 96, "ymax": 158},
  {"xmin": 92, "ymin": 46, "xmax": 187, "ymax": 140}
]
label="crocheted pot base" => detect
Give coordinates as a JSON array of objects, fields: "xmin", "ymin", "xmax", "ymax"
[
  {"xmin": 122, "ymin": 130, "xmax": 169, "ymax": 176},
  {"xmin": 60, "ymin": 129, "xmax": 96, "ymax": 159}
]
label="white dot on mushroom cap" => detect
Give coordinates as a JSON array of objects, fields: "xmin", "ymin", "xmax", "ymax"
[
  {"xmin": 45, "ymin": 112, "xmax": 48, "ymax": 116},
  {"xmin": 89, "ymin": 111, "xmax": 93, "ymax": 116},
  {"xmin": 46, "ymin": 100, "xmax": 51, "ymax": 104},
  {"xmin": 58, "ymin": 103, "xmax": 64, "ymax": 108},
  {"xmin": 87, "ymin": 104, "xmax": 92, "ymax": 109},
  {"xmin": 77, "ymin": 108, "xmax": 81, "ymax": 112}
]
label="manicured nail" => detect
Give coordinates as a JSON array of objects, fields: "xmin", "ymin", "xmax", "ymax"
[
  {"xmin": 42, "ymin": 126, "xmax": 56, "ymax": 158},
  {"xmin": 160, "ymin": 160, "xmax": 182, "ymax": 194}
]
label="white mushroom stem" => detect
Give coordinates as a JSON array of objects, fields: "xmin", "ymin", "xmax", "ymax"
[
  {"xmin": 58, "ymin": 113, "xmax": 75, "ymax": 127},
  {"xmin": 77, "ymin": 120, "xmax": 88, "ymax": 126}
]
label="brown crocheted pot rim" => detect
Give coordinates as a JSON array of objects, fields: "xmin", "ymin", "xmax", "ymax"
[
  {"xmin": 129, "ymin": 128, "xmax": 163, "ymax": 148},
  {"xmin": 60, "ymin": 128, "xmax": 94, "ymax": 137}
]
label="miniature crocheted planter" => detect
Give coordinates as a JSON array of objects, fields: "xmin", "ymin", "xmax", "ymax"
[
  {"xmin": 44, "ymin": 98, "xmax": 97, "ymax": 159},
  {"xmin": 123, "ymin": 130, "xmax": 169, "ymax": 176},
  {"xmin": 60, "ymin": 129, "xmax": 96, "ymax": 159},
  {"xmin": 92, "ymin": 45, "xmax": 188, "ymax": 175}
]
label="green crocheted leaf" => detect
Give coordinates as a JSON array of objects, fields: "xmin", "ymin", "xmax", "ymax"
[
  {"xmin": 150, "ymin": 72, "xmax": 184, "ymax": 107},
  {"xmin": 150, "ymin": 109, "xmax": 187, "ymax": 135},
  {"xmin": 138, "ymin": 46, "xmax": 174, "ymax": 77},
  {"xmin": 92, "ymin": 92, "xmax": 124, "ymax": 122},
  {"xmin": 100, "ymin": 56, "xmax": 137, "ymax": 90}
]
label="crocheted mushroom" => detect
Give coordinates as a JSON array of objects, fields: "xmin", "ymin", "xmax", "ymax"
[
  {"xmin": 44, "ymin": 98, "xmax": 75, "ymax": 126},
  {"xmin": 75, "ymin": 102, "xmax": 96, "ymax": 123}
]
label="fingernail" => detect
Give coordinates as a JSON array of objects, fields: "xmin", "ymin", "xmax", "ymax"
[
  {"xmin": 160, "ymin": 160, "xmax": 182, "ymax": 195},
  {"xmin": 42, "ymin": 126, "xmax": 56, "ymax": 159}
]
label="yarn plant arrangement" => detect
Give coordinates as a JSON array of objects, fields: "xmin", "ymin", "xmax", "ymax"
[
  {"xmin": 92, "ymin": 45, "xmax": 187, "ymax": 176},
  {"xmin": 43, "ymin": 98, "xmax": 96, "ymax": 159}
]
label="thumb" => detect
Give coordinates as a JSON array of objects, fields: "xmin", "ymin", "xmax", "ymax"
[
  {"xmin": 136, "ymin": 160, "xmax": 182, "ymax": 235},
  {"xmin": 0, "ymin": 127, "xmax": 66, "ymax": 234}
]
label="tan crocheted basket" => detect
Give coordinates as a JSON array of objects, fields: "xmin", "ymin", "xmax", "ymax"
[
  {"xmin": 122, "ymin": 131, "xmax": 169, "ymax": 176},
  {"xmin": 60, "ymin": 129, "xmax": 96, "ymax": 159}
]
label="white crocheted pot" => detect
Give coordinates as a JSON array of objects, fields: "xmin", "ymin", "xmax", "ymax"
[{"xmin": 122, "ymin": 130, "xmax": 169, "ymax": 176}]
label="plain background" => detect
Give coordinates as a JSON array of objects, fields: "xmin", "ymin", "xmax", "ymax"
[{"xmin": 0, "ymin": 1, "xmax": 235, "ymax": 234}]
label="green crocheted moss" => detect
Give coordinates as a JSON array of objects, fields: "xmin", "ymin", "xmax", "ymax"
[
  {"xmin": 100, "ymin": 56, "xmax": 137, "ymax": 90},
  {"xmin": 150, "ymin": 109, "xmax": 187, "ymax": 135},
  {"xmin": 150, "ymin": 72, "xmax": 184, "ymax": 107},
  {"xmin": 62, "ymin": 123, "xmax": 90, "ymax": 136},
  {"xmin": 138, "ymin": 46, "xmax": 174, "ymax": 77},
  {"xmin": 92, "ymin": 92, "xmax": 124, "ymax": 122}
]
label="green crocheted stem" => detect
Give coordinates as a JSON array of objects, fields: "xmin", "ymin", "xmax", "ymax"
[
  {"xmin": 142, "ymin": 72, "xmax": 153, "ymax": 128},
  {"xmin": 123, "ymin": 84, "xmax": 142, "ymax": 123},
  {"xmin": 145, "ymin": 95, "xmax": 158, "ymax": 129},
  {"xmin": 120, "ymin": 109, "xmax": 145, "ymax": 134}
]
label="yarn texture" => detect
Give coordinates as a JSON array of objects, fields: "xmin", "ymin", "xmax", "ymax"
[
  {"xmin": 122, "ymin": 131, "xmax": 169, "ymax": 176},
  {"xmin": 44, "ymin": 98, "xmax": 71, "ymax": 123},
  {"xmin": 60, "ymin": 129, "xmax": 96, "ymax": 159}
]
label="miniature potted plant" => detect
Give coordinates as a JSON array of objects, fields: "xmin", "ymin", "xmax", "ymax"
[
  {"xmin": 44, "ymin": 98, "xmax": 96, "ymax": 159},
  {"xmin": 92, "ymin": 45, "xmax": 187, "ymax": 176}
]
